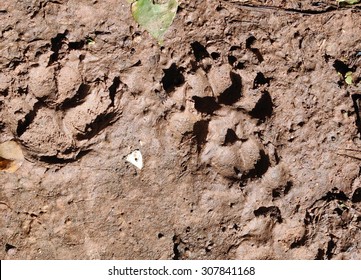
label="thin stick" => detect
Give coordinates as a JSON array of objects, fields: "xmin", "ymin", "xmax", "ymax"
[{"xmin": 336, "ymin": 153, "xmax": 361, "ymax": 161}]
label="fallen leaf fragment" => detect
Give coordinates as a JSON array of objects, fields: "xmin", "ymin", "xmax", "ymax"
[
  {"xmin": 131, "ymin": 0, "xmax": 178, "ymax": 43},
  {"xmin": 0, "ymin": 141, "xmax": 24, "ymax": 173},
  {"xmin": 345, "ymin": 71, "xmax": 353, "ymax": 85},
  {"xmin": 337, "ymin": 0, "xmax": 360, "ymax": 4}
]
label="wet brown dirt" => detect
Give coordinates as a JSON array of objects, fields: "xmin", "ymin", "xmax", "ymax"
[{"xmin": 1, "ymin": 0, "xmax": 361, "ymax": 259}]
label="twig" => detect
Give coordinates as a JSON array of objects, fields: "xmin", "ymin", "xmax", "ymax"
[{"xmin": 223, "ymin": 0, "xmax": 358, "ymax": 15}]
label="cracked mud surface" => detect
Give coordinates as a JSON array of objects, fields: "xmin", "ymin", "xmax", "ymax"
[{"xmin": 1, "ymin": 0, "xmax": 361, "ymax": 259}]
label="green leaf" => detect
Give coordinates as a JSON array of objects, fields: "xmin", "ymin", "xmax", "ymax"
[
  {"xmin": 345, "ymin": 71, "xmax": 353, "ymax": 85},
  {"xmin": 337, "ymin": 0, "xmax": 360, "ymax": 5},
  {"xmin": 131, "ymin": 0, "xmax": 178, "ymax": 43}
]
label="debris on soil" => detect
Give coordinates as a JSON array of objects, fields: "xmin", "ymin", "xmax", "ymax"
[
  {"xmin": 0, "ymin": 141, "xmax": 24, "ymax": 173},
  {"xmin": 131, "ymin": 0, "xmax": 179, "ymax": 43},
  {"xmin": 126, "ymin": 150, "xmax": 143, "ymax": 170}
]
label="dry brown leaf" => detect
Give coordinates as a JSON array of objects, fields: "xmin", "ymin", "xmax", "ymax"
[{"xmin": 0, "ymin": 141, "xmax": 24, "ymax": 173}]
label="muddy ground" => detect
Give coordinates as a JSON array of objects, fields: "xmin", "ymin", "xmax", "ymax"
[{"xmin": 1, "ymin": 0, "xmax": 361, "ymax": 260}]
